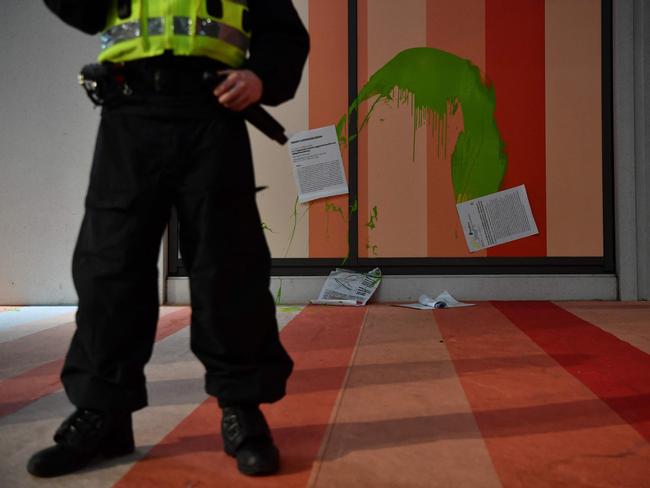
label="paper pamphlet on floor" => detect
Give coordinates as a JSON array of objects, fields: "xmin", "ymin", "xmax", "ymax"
[
  {"xmin": 396, "ymin": 291, "xmax": 474, "ymax": 310},
  {"xmin": 288, "ymin": 125, "xmax": 349, "ymax": 203},
  {"xmin": 456, "ymin": 185, "xmax": 539, "ymax": 252},
  {"xmin": 311, "ymin": 268, "xmax": 382, "ymax": 306}
]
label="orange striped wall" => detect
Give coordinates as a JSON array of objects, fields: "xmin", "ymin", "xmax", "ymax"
[
  {"xmin": 363, "ymin": 0, "xmax": 429, "ymax": 258},
  {"xmin": 302, "ymin": 0, "xmax": 603, "ymax": 259},
  {"xmin": 426, "ymin": 0, "xmax": 487, "ymax": 258},
  {"xmin": 485, "ymin": 0, "xmax": 547, "ymax": 257},
  {"xmin": 307, "ymin": 0, "xmax": 349, "ymax": 258},
  {"xmin": 357, "ymin": 0, "xmax": 369, "ymax": 257},
  {"xmin": 545, "ymin": 0, "xmax": 603, "ymax": 256}
]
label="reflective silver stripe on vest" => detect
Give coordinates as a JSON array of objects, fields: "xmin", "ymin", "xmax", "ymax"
[
  {"xmin": 148, "ymin": 17, "xmax": 165, "ymax": 36},
  {"xmin": 101, "ymin": 16, "xmax": 249, "ymax": 51},
  {"xmin": 197, "ymin": 18, "xmax": 249, "ymax": 51},
  {"xmin": 101, "ymin": 21, "xmax": 140, "ymax": 50},
  {"xmin": 173, "ymin": 16, "xmax": 192, "ymax": 35}
]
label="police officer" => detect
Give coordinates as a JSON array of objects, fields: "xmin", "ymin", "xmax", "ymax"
[{"xmin": 28, "ymin": 0, "xmax": 309, "ymax": 478}]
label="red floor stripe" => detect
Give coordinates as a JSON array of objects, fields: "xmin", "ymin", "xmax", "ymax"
[
  {"xmin": 154, "ymin": 308, "xmax": 192, "ymax": 341},
  {"xmin": 0, "ymin": 308, "xmax": 191, "ymax": 419},
  {"xmin": 492, "ymin": 301, "xmax": 650, "ymax": 441},
  {"xmin": 0, "ymin": 358, "xmax": 64, "ymax": 417},
  {"xmin": 115, "ymin": 305, "xmax": 367, "ymax": 488},
  {"xmin": 485, "ymin": 0, "xmax": 547, "ymax": 257}
]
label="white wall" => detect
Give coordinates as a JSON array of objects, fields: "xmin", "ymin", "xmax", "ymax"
[
  {"xmin": 0, "ymin": 1, "xmax": 311, "ymax": 305},
  {"xmin": 0, "ymin": 0, "xmax": 101, "ymax": 304},
  {"xmin": 250, "ymin": 0, "xmax": 310, "ymax": 258}
]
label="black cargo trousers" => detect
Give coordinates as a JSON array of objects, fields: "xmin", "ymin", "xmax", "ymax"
[{"xmin": 61, "ymin": 88, "xmax": 293, "ymax": 413}]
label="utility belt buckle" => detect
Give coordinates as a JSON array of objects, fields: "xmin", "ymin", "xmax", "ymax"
[{"xmin": 78, "ymin": 63, "xmax": 132, "ymax": 106}]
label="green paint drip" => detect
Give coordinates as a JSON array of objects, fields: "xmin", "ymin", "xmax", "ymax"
[
  {"xmin": 366, "ymin": 206, "xmax": 379, "ymax": 230},
  {"xmin": 324, "ymin": 201, "xmax": 345, "ymax": 238},
  {"xmin": 349, "ymin": 199, "xmax": 358, "ymax": 214},
  {"xmin": 365, "ymin": 205, "xmax": 379, "ymax": 257},
  {"xmin": 324, "ymin": 202, "xmax": 345, "ymax": 220},
  {"xmin": 275, "ymin": 279, "xmax": 283, "ymax": 305},
  {"xmin": 283, "ymin": 196, "xmax": 301, "ymax": 258},
  {"xmin": 278, "ymin": 305, "xmax": 303, "ymax": 313},
  {"xmin": 338, "ymin": 47, "xmax": 507, "ymax": 202}
]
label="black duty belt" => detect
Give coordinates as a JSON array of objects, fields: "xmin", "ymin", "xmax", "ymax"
[
  {"xmin": 121, "ymin": 56, "xmax": 225, "ymax": 96},
  {"xmin": 78, "ymin": 58, "xmax": 288, "ymax": 145}
]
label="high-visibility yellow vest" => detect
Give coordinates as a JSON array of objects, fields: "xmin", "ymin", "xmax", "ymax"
[{"xmin": 98, "ymin": 0, "xmax": 251, "ymax": 67}]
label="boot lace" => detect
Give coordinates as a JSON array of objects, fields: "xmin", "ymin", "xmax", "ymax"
[{"xmin": 54, "ymin": 409, "xmax": 105, "ymax": 446}]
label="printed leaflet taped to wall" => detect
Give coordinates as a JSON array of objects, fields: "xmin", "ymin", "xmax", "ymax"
[
  {"xmin": 288, "ymin": 125, "xmax": 348, "ymax": 203},
  {"xmin": 456, "ymin": 185, "xmax": 539, "ymax": 252}
]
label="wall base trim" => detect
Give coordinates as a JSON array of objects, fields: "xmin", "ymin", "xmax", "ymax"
[{"xmin": 166, "ymin": 274, "xmax": 618, "ymax": 305}]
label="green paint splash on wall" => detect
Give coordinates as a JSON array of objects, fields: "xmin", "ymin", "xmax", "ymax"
[
  {"xmin": 324, "ymin": 202, "xmax": 345, "ymax": 220},
  {"xmin": 324, "ymin": 201, "xmax": 345, "ymax": 238},
  {"xmin": 365, "ymin": 205, "xmax": 379, "ymax": 230},
  {"xmin": 338, "ymin": 47, "xmax": 507, "ymax": 202},
  {"xmin": 365, "ymin": 205, "xmax": 379, "ymax": 256}
]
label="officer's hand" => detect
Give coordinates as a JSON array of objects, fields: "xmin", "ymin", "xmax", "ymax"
[{"xmin": 213, "ymin": 69, "xmax": 263, "ymax": 112}]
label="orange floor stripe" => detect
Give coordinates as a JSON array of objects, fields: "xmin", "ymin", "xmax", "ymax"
[
  {"xmin": 435, "ymin": 302, "xmax": 650, "ymax": 487},
  {"xmin": 0, "ymin": 308, "xmax": 191, "ymax": 419},
  {"xmin": 0, "ymin": 358, "xmax": 64, "ymax": 418},
  {"xmin": 115, "ymin": 306, "xmax": 367, "ymax": 487},
  {"xmin": 154, "ymin": 308, "xmax": 191, "ymax": 341},
  {"xmin": 310, "ymin": 305, "xmax": 501, "ymax": 487}
]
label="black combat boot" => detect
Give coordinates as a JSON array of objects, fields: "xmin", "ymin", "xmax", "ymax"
[
  {"xmin": 221, "ymin": 406, "xmax": 280, "ymax": 476},
  {"xmin": 27, "ymin": 408, "xmax": 134, "ymax": 477}
]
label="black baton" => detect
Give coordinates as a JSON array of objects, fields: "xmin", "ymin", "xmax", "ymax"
[{"xmin": 202, "ymin": 72, "xmax": 288, "ymax": 145}]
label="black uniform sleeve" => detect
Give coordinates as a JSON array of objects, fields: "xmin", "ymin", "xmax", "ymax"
[
  {"xmin": 243, "ymin": 0, "xmax": 310, "ymax": 106},
  {"xmin": 43, "ymin": 0, "xmax": 110, "ymax": 35}
]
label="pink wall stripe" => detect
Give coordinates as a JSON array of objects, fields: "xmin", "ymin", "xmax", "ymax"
[
  {"xmin": 364, "ymin": 0, "xmax": 428, "ymax": 257},
  {"xmin": 545, "ymin": 0, "xmax": 603, "ymax": 256}
]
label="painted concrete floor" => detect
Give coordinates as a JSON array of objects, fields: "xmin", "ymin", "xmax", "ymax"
[{"xmin": 0, "ymin": 302, "xmax": 649, "ymax": 487}]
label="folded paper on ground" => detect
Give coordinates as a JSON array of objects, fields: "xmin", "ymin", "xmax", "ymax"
[
  {"xmin": 396, "ymin": 291, "xmax": 474, "ymax": 310},
  {"xmin": 456, "ymin": 185, "xmax": 539, "ymax": 252},
  {"xmin": 311, "ymin": 268, "xmax": 382, "ymax": 306}
]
